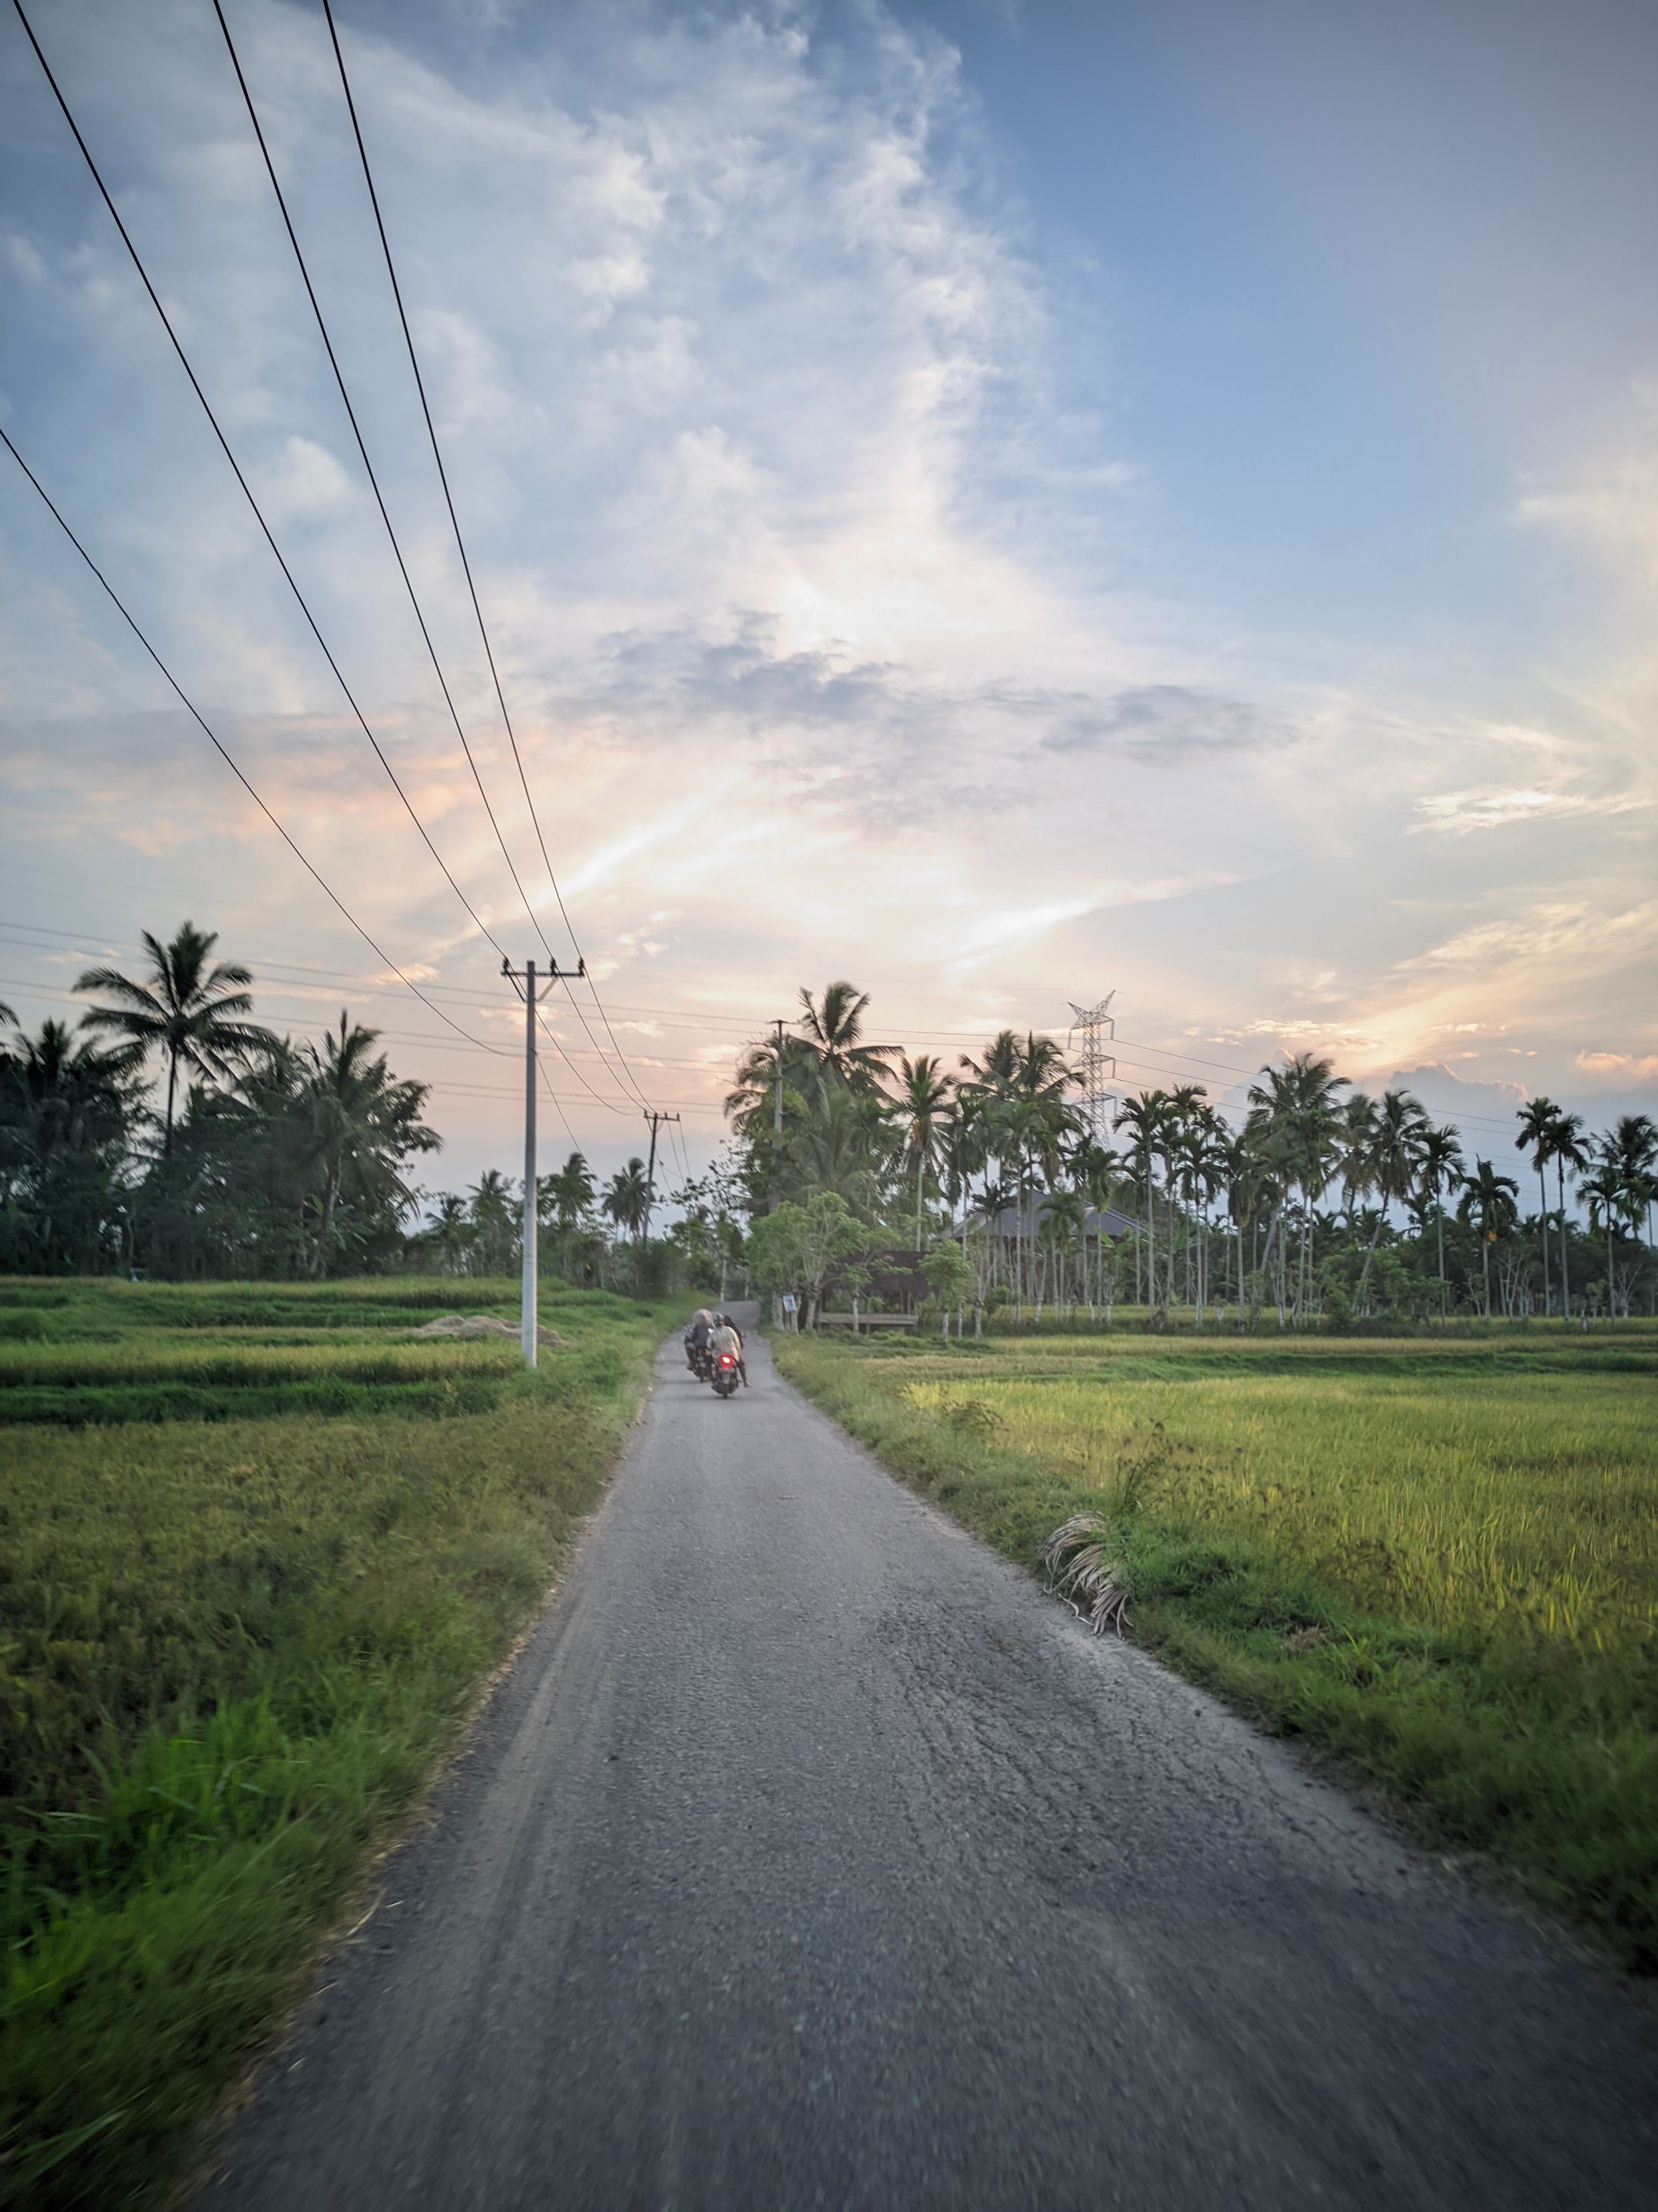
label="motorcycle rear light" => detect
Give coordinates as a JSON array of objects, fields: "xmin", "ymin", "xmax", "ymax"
[{"xmin": 718, "ymin": 1355, "xmax": 735, "ymax": 1366}]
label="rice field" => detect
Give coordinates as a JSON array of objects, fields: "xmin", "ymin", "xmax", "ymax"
[
  {"xmin": 0, "ymin": 1274, "xmax": 672, "ymax": 2210},
  {"xmin": 776, "ymin": 1324, "xmax": 1658, "ymax": 1969}
]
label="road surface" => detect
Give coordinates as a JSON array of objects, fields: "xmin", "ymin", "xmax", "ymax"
[{"xmin": 203, "ymin": 1312, "xmax": 1657, "ymax": 2209}]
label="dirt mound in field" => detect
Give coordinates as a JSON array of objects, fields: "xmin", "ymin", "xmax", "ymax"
[{"xmin": 414, "ymin": 1314, "xmax": 567, "ymax": 1348}]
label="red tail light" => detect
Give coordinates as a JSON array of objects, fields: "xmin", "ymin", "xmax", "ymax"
[{"xmin": 718, "ymin": 1354, "xmax": 735, "ymax": 1366}]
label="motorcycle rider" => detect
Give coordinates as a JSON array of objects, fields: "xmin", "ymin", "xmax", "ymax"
[
  {"xmin": 685, "ymin": 1307, "xmax": 715, "ymax": 1377},
  {"xmin": 709, "ymin": 1313, "xmax": 747, "ymax": 1387}
]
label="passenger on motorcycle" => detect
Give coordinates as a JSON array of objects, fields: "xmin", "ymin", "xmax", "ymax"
[{"xmin": 709, "ymin": 1316, "xmax": 747, "ymax": 1387}]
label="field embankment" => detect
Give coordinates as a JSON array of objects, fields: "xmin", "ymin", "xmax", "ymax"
[
  {"xmin": 774, "ymin": 1325, "xmax": 1658, "ymax": 1971},
  {"xmin": 0, "ymin": 1277, "xmax": 672, "ymax": 2211}
]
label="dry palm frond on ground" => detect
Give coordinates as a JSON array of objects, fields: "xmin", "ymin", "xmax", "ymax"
[{"xmin": 1038, "ymin": 1513, "xmax": 1130, "ymax": 1636}]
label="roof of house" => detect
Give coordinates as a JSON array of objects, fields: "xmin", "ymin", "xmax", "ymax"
[{"xmin": 958, "ymin": 1197, "xmax": 1143, "ymax": 1240}]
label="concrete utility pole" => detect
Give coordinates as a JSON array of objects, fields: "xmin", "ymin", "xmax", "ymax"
[
  {"xmin": 641, "ymin": 1108, "xmax": 680, "ymax": 1243},
  {"xmin": 503, "ymin": 956, "xmax": 583, "ymax": 1368}
]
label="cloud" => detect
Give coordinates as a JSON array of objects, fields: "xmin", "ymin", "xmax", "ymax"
[
  {"xmin": 1040, "ymin": 684, "xmax": 1298, "ymax": 761},
  {"xmin": 1398, "ymin": 899, "xmax": 1658, "ymax": 978},
  {"xmin": 1411, "ymin": 786, "xmax": 1650, "ymax": 835},
  {"xmin": 5, "ymin": 0, "xmax": 1656, "ymax": 1180},
  {"xmin": 1577, "ymin": 1050, "xmax": 1658, "ymax": 1083}
]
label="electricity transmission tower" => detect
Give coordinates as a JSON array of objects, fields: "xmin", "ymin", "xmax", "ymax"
[{"xmin": 1067, "ymin": 994, "xmax": 1118, "ymax": 1145}]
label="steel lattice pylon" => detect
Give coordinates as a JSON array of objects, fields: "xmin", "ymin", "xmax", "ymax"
[{"xmin": 1067, "ymin": 994, "xmax": 1118, "ymax": 1144}]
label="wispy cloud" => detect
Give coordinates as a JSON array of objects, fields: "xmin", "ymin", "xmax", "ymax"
[{"xmin": 1411, "ymin": 786, "xmax": 1651, "ymax": 835}]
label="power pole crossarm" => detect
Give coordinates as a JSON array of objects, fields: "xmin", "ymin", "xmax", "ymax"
[{"xmin": 502, "ymin": 955, "xmax": 584, "ymax": 1368}]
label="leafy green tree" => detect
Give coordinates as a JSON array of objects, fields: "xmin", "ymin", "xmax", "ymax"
[
  {"xmin": 746, "ymin": 1191, "xmax": 869, "ymax": 1326},
  {"xmin": 76, "ymin": 922, "xmax": 274, "ymax": 1150},
  {"xmin": 922, "ymin": 1239, "xmax": 973, "ymax": 1339}
]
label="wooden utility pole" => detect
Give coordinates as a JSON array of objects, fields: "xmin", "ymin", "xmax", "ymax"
[{"xmin": 502, "ymin": 956, "xmax": 582, "ymax": 1367}]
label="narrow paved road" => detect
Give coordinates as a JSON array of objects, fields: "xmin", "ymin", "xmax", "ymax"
[{"xmin": 204, "ymin": 1315, "xmax": 1656, "ymax": 2210}]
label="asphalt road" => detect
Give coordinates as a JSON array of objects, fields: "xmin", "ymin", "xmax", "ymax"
[{"xmin": 203, "ymin": 1312, "xmax": 1657, "ymax": 2210}]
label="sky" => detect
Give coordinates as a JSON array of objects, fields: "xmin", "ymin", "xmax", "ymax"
[{"xmin": 2, "ymin": 0, "xmax": 1654, "ymax": 1203}]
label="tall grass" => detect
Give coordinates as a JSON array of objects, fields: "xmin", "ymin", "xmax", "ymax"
[
  {"xmin": 0, "ymin": 1277, "xmax": 671, "ymax": 2210},
  {"xmin": 776, "ymin": 1326, "xmax": 1658, "ymax": 1971}
]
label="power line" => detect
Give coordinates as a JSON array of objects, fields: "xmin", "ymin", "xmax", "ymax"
[
  {"xmin": 0, "ymin": 423, "xmax": 507, "ymax": 1061},
  {"xmin": 534, "ymin": 1002, "xmax": 629, "ymax": 1118},
  {"xmin": 501, "ymin": 965, "xmax": 577, "ymax": 1150},
  {"xmin": 210, "ymin": 0, "xmax": 559, "ymax": 974},
  {"xmin": 12, "ymin": 0, "xmax": 510, "ymax": 963},
  {"xmin": 321, "ymin": 0, "xmax": 660, "ymax": 1118}
]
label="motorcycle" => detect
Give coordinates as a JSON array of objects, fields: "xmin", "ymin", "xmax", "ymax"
[
  {"xmin": 710, "ymin": 1349, "xmax": 741, "ymax": 1399},
  {"xmin": 684, "ymin": 1334, "xmax": 710, "ymax": 1379}
]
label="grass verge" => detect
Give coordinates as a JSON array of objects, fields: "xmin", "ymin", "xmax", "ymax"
[
  {"xmin": 773, "ymin": 1326, "xmax": 1658, "ymax": 1974},
  {"xmin": 0, "ymin": 1277, "xmax": 672, "ymax": 2210}
]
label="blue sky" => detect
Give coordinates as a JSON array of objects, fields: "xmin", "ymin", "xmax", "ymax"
[{"xmin": 2, "ymin": 0, "xmax": 1653, "ymax": 1193}]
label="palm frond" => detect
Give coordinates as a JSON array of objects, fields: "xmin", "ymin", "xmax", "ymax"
[{"xmin": 1038, "ymin": 1513, "xmax": 1130, "ymax": 1636}]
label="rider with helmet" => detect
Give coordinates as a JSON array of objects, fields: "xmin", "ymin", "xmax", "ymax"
[{"xmin": 709, "ymin": 1312, "xmax": 747, "ymax": 1387}]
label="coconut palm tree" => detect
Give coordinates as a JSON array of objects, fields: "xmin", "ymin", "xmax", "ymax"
[
  {"xmin": 301, "ymin": 1014, "xmax": 438, "ymax": 1273},
  {"xmin": 1243, "ymin": 1055, "xmax": 1348, "ymax": 1324},
  {"xmin": 1416, "ymin": 1122, "xmax": 1464, "ymax": 1317},
  {"xmin": 1541, "ymin": 1108, "xmax": 1590, "ymax": 1320},
  {"xmin": 602, "ymin": 1157, "xmax": 653, "ymax": 1241},
  {"xmin": 1514, "ymin": 1097, "xmax": 1558, "ymax": 1316},
  {"xmin": 1457, "ymin": 1158, "xmax": 1518, "ymax": 1316},
  {"xmin": 1581, "ymin": 1151, "xmax": 1633, "ymax": 1318},
  {"xmin": 428, "ymin": 1191, "xmax": 474, "ymax": 1275},
  {"xmin": 540, "ymin": 1150, "xmax": 596, "ymax": 1231},
  {"xmin": 76, "ymin": 922, "xmax": 274, "ymax": 1151},
  {"xmin": 796, "ymin": 981, "xmax": 899, "ymax": 1095},
  {"xmin": 1610, "ymin": 1114, "xmax": 1657, "ymax": 1306},
  {"xmin": 468, "ymin": 1170, "xmax": 518, "ymax": 1273},
  {"xmin": 0, "ymin": 1018, "xmax": 142, "ymax": 1270},
  {"xmin": 789, "ymin": 1086, "xmax": 892, "ymax": 1217},
  {"xmin": 1355, "ymin": 1088, "xmax": 1428, "ymax": 1311},
  {"xmin": 1114, "ymin": 1089, "xmax": 1170, "ymax": 1318},
  {"xmin": 895, "ymin": 1053, "xmax": 953, "ymax": 1247}
]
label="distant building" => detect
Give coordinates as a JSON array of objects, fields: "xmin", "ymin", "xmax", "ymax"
[
  {"xmin": 960, "ymin": 1198, "xmax": 1142, "ymax": 1242},
  {"xmin": 820, "ymin": 1244, "xmax": 931, "ymax": 1314}
]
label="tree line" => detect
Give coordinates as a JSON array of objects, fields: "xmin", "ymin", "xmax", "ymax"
[
  {"xmin": 0, "ymin": 923, "xmax": 439, "ymax": 1279},
  {"xmin": 5, "ymin": 936, "xmax": 1652, "ymax": 1323},
  {"xmin": 0, "ymin": 919, "xmax": 746, "ymax": 1289},
  {"xmin": 726, "ymin": 981, "xmax": 1657, "ymax": 1330}
]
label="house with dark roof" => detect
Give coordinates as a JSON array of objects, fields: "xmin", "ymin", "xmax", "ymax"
[{"xmin": 959, "ymin": 1197, "xmax": 1142, "ymax": 1242}]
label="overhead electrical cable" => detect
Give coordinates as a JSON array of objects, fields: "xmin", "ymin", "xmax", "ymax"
[
  {"xmin": 11, "ymin": 0, "xmax": 511, "ymax": 965},
  {"xmin": 501, "ymin": 966, "xmax": 579, "ymax": 1148},
  {"xmin": 534, "ymin": 1003, "xmax": 630, "ymax": 1118},
  {"xmin": 320, "ymin": 0, "xmax": 661, "ymax": 1117},
  {"xmin": 210, "ymin": 0, "xmax": 564, "ymax": 980},
  {"xmin": 0, "ymin": 424, "xmax": 508, "ymax": 1061}
]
